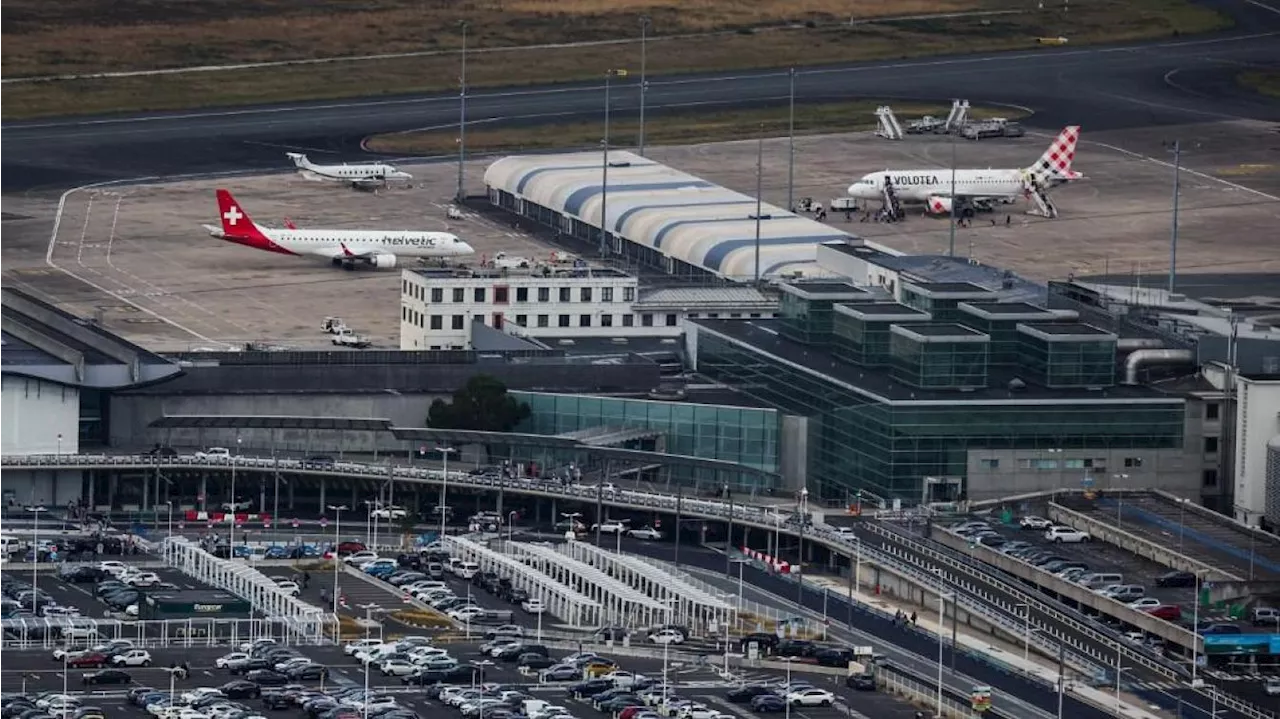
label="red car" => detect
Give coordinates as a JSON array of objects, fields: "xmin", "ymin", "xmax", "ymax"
[
  {"xmin": 66, "ymin": 652, "xmax": 109, "ymax": 668},
  {"xmin": 1144, "ymin": 604, "xmax": 1182, "ymax": 621},
  {"xmin": 337, "ymin": 541, "xmax": 366, "ymax": 555}
]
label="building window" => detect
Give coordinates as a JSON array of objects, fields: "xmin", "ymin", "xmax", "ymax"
[
  {"xmin": 665, "ymin": 314, "xmax": 678, "ymax": 327},
  {"xmin": 516, "ymin": 287, "xmax": 529, "ymax": 303},
  {"xmin": 641, "ymin": 314, "xmax": 654, "ymax": 327},
  {"xmin": 622, "ymin": 315, "xmax": 634, "ymax": 327},
  {"xmin": 451, "ymin": 315, "xmax": 464, "ymax": 330},
  {"xmin": 580, "ymin": 314, "xmax": 592, "ymax": 327},
  {"xmin": 623, "ymin": 286, "xmax": 635, "ymax": 302},
  {"xmin": 1202, "ymin": 469, "xmax": 1218, "ymax": 487},
  {"xmin": 1018, "ymin": 459, "xmax": 1033, "ymax": 469},
  {"xmin": 730, "ymin": 313, "xmax": 741, "ymax": 319},
  {"xmin": 602, "ymin": 287, "xmax": 614, "ymax": 302},
  {"xmin": 1203, "ymin": 437, "xmax": 1218, "ymax": 453},
  {"xmin": 750, "ymin": 313, "xmax": 761, "ymax": 318},
  {"xmin": 537, "ymin": 315, "xmax": 549, "ymax": 328},
  {"xmin": 1205, "ymin": 403, "xmax": 1219, "ymax": 420},
  {"xmin": 515, "ymin": 314, "xmax": 527, "ymax": 327},
  {"xmin": 474, "ymin": 288, "xmax": 486, "ymax": 303},
  {"xmin": 1064, "ymin": 459, "xmax": 1085, "ymax": 469},
  {"xmin": 402, "ymin": 306, "xmax": 407, "ymax": 321},
  {"xmin": 538, "ymin": 287, "xmax": 550, "ymax": 302},
  {"xmin": 559, "ymin": 287, "xmax": 571, "ymax": 303},
  {"xmin": 581, "ymin": 287, "xmax": 593, "ymax": 302},
  {"xmin": 452, "ymin": 288, "xmax": 465, "ymax": 303},
  {"xmin": 431, "ymin": 288, "xmax": 443, "ymax": 303},
  {"xmin": 1124, "ymin": 457, "xmax": 1143, "ymax": 468},
  {"xmin": 494, "ymin": 287, "xmax": 509, "ymax": 304},
  {"xmin": 601, "ymin": 314, "xmax": 613, "ymax": 327},
  {"xmin": 430, "ymin": 315, "xmax": 442, "ymax": 330},
  {"xmin": 980, "ymin": 459, "xmax": 999, "ymax": 469},
  {"xmin": 1032, "ymin": 459, "xmax": 1058, "ymax": 470},
  {"xmin": 558, "ymin": 314, "xmax": 570, "ymax": 327}
]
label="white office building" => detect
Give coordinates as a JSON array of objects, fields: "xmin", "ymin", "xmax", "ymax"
[{"xmin": 399, "ymin": 267, "xmax": 777, "ymax": 350}]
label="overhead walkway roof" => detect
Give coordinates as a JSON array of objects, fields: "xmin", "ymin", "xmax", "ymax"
[
  {"xmin": 503, "ymin": 540, "xmax": 668, "ymax": 629},
  {"xmin": 484, "ymin": 150, "xmax": 851, "ymax": 281},
  {"xmin": 443, "ymin": 535, "xmax": 602, "ymax": 627}
]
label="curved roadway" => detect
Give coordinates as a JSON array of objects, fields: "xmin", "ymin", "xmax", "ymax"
[{"xmin": 2, "ymin": 0, "xmax": 1277, "ymax": 193}]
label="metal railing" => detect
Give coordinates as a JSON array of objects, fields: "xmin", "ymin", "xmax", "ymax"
[{"xmin": 0, "ymin": 616, "xmax": 327, "ymax": 650}]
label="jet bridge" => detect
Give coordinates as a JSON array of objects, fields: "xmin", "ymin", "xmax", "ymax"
[
  {"xmin": 442, "ymin": 535, "xmax": 601, "ymax": 627},
  {"xmin": 502, "ymin": 540, "xmax": 669, "ymax": 629},
  {"xmin": 562, "ymin": 540, "xmax": 736, "ymax": 636}
]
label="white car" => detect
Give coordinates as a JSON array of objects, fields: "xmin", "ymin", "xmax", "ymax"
[
  {"xmin": 593, "ymin": 521, "xmax": 628, "ymax": 534},
  {"xmin": 370, "ymin": 506, "xmax": 408, "ymax": 520},
  {"xmin": 649, "ymin": 629, "xmax": 684, "ymax": 645},
  {"xmin": 628, "ymin": 527, "xmax": 662, "ymax": 540},
  {"xmin": 35, "ymin": 694, "xmax": 78, "ymax": 710},
  {"xmin": 180, "ymin": 688, "xmax": 225, "ymax": 705},
  {"xmin": 274, "ymin": 657, "xmax": 312, "ymax": 672},
  {"xmin": 604, "ymin": 671, "xmax": 646, "ymax": 689},
  {"xmin": 785, "ymin": 689, "xmax": 835, "ymax": 707},
  {"xmin": 344, "ymin": 550, "xmax": 379, "ymax": 565},
  {"xmin": 1263, "ymin": 677, "xmax": 1279, "ymax": 696},
  {"xmin": 344, "ymin": 639, "xmax": 383, "ymax": 656},
  {"xmin": 61, "ymin": 626, "xmax": 97, "ymax": 640},
  {"xmin": 522, "ymin": 599, "xmax": 546, "ymax": 614},
  {"xmin": 239, "ymin": 638, "xmax": 277, "ymax": 653},
  {"xmin": 1044, "ymin": 526, "xmax": 1090, "ymax": 543},
  {"xmin": 1127, "ymin": 598, "xmax": 1162, "ymax": 611},
  {"xmin": 1019, "ymin": 516, "xmax": 1052, "ymax": 529},
  {"xmin": 127, "ymin": 572, "xmax": 162, "ymax": 587},
  {"xmin": 195, "ymin": 447, "xmax": 231, "ymax": 460},
  {"xmin": 98, "ymin": 560, "xmax": 128, "ymax": 576},
  {"xmin": 380, "ymin": 659, "xmax": 417, "ymax": 676},
  {"xmin": 215, "ymin": 652, "xmax": 249, "ymax": 668},
  {"xmin": 448, "ymin": 606, "xmax": 484, "ymax": 621},
  {"xmin": 275, "ymin": 581, "xmax": 301, "ymax": 596},
  {"xmin": 112, "ymin": 649, "xmax": 153, "ymax": 667}
]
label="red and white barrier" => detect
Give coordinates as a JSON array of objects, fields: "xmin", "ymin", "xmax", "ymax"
[
  {"xmin": 742, "ymin": 546, "xmax": 796, "ymax": 574},
  {"xmin": 184, "ymin": 510, "xmax": 273, "ymax": 523}
]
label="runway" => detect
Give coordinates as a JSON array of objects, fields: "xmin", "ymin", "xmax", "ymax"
[{"xmin": 3, "ymin": 2, "xmax": 1279, "ymax": 193}]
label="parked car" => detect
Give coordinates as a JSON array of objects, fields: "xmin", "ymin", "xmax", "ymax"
[
  {"xmin": 1144, "ymin": 604, "xmax": 1183, "ymax": 621},
  {"xmin": 1044, "ymin": 526, "xmax": 1090, "ymax": 543},
  {"xmin": 1250, "ymin": 607, "xmax": 1279, "ymax": 627},
  {"xmin": 82, "ymin": 669, "xmax": 131, "ymax": 685},
  {"xmin": 1019, "ymin": 516, "xmax": 1052, "ymax": 530},
  {"xmin": 194, "ymin": 447, "xmax": 231, "ymax": 460},
  {"xmin": 1154, "ymin": 570, "xmax": 1197, "ymax": 588}
]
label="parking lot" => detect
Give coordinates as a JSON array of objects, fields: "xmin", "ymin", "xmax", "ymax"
[{"xmin": 1, "ymin": 637, "xmax": 931, "ymax": 719}]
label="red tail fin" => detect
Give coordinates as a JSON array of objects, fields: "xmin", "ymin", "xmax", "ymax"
[
  {"xmin": 284, "ymin": 217, "xmax": 297, "ymax": 230},
  {"xmin": 216, "ymin": 190, "xmax": 263, "ymax": 237}
]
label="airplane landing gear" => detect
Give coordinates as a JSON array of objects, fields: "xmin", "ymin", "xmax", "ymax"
[{"xmin": 331, "ymin": 258, "xmax": 342, "ymax": 267}]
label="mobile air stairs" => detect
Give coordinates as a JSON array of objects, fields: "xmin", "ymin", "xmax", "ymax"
[
  {"xmin": 874, "ymin": 106, "xmax": 904, "ymax": 140},
  {"xmin": 944, "ymin": 99, "xmax": 971, "ymax": 133},
  {"xmin": 881, "ymin": 176, "xmax": 904, "ymax": 221},
  {"xmin": 1025, "ymin": 176, "xmax": 1059, "ymax": 218}
]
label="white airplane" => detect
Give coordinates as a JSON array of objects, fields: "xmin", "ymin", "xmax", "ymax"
[
  {"xmin": 847, "ymin": 126, "xmax": 1084, "ymax": 218},
  {"xmin": 287, "ymin": 152, "xmax": 413, "ymax": 189},
  {"xmin": 203, "ymin": 189, "xmax": 473, "ymax": 270}
]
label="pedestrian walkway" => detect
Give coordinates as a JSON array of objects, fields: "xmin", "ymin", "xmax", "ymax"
[{"xmin": 803, "ymin": 574, "xmax": 1170, "ymax": 719}]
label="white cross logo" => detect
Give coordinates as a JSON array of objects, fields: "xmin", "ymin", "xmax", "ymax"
[{"xmin": 223, "ymin": 206, "xmax": 243, "ymax": 225}]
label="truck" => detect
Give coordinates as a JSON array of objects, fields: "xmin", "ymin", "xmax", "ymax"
[
  {"xmin": 332, "ymin": 329, "xmax": 371, "ymax": 349},
  {"xmin": 322, "ymin": 317, "xmax": 348, "ymax": 334},
  {"xmin": 907, "ymin": 115, "xmax": 945, "ymax": 134},
  {"xmin": 490, "ymin": 252, "xmax": 532, "ymax": 269}
]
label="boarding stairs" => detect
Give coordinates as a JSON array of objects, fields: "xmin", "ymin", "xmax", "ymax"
[
  {"xmin": 944, "ymin": 99, "xmax": 971, "ymax": 133},
  {"xmin": 1025, "ymin": 176, "xmax": 1058, "ymax": 218},
  {"xmin": 881, "ymin": 177, "xmax": 904, "ymax": 220},
  {"xmin": 874, "ymin": 106, "xmax": 904, "ymax": 140}
]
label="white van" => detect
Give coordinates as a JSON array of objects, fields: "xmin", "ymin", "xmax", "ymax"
[
  {"xmin": 0, "ymin": 535, "xmax": 25, "ymax": 557},
  {"xmin": 1078, "ymin": 572, "xmax": 1123, "ymax": 589},
  {"xmin": 456, "ymin": 561, "xmax": 480, "ymax": 580}
]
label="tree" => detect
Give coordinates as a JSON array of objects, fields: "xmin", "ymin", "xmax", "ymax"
[{"xmin": 427, "ymin": 374, "xmax": 531, "ymax": 432}]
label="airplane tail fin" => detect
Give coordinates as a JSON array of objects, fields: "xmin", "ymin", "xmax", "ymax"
[
  {"xmin": 285, "ymin": 152, "xmax": 310, "ymax": 169},
  {"xmin": 284, "ymin": 218, "xmax": 297, "ymax": 230},
  {"xmin": 1026, "ymin": 126, "xmax": 1082, "ymax": 184},
  {"xmin": 216, "ymin": 189, "xmax": 264, "ymax": 237}
]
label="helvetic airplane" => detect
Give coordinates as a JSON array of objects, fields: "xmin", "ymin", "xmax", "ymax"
[
  {"xmin": 287, "ymin": 152, "xmax": 413, "ymax": 189},
  {"xmin": 203, "ymin": 189, "xmax": 473, "ymax": 270},
  {"xmin": 846, "ymin": 126, "xmax": 1084, "ymax": 218}
]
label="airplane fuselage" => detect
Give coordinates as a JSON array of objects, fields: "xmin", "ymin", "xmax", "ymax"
[
  {"xmin": 848, "ymin": 169, "xmax": 1024, "ymax": 203},
  {"xmin": 235, "ymin": 227, "xmax": 471, "ymax": 258}
]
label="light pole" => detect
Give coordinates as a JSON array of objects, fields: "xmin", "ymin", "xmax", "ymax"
[
  {"xmin": 947, "ymin": 134, "xmax": 957, "ymax": 256},
  {"xmin": 600, "ymin": 68, "xmax": 628, "ymax": 257},
  {"xmin": 1191, "ymin": 570, "xmax": 1203, "ymax": 686},
  {"xmin": 937, "ymin": 591, "xmax": 953, "ymax": 719},
  {"xmin": 638, "ymin": 16, "xmax": 650, "ymax": 156},
  {"xmin": 753, "ymin": 122, "xmax": 764, "ymax": 284},
  {"xmin": 162, "ymin": 501, "xmax": 174, "ymax": 537},
  {"xmin": 536, "ymin": 589, "xmax": 545, "ymax": 642},
  {"xmin": 229, "ymin": 435, "xmax": 242, "ymax": 549},
  {"xmin": 31, "ymin": 506, "xmax": 47, "ymax": 594},
  {"xmin": 456, "ymin": 21, "xmax": 469, "ymax": 202},
  {"xmin": 1112, "ymin": 474, "xmax": 1129, "ymax": 523},
  {"xmin": 1016, "ymin": 603, "xmax": 1032, "ymax": 662},
  {"xmin": 327, "ymin": 504, "xmax": 348, "ymax": 615},
  {"xmin": 507, "ymin": 510, "xmax": 518, "ymax": 543},
  {"xmin": 787, "ymin": 67, "xmax": 796, "ymax": 212},
  {"xmin": 361, "ymin": 603, "xmax": 378, "ymax": 719},
  {"xmin": 436, "ymin": 446, "xmax": 456, "ymax": 539},
  {"xmin": 56, "ymin": 433, "xmax": 62, "ymax": 460},
  {"xmin": 1167, "ymin": 139, "xmax": 1181, "ymax": 293},
  {"xmin": 781, "ymin": 656, "xmax": 796, "ymax": 719},
  {"xmin": 661, "ymin": 597, "xmax": 677, "ymax": 704},
  {"xmin": 471, "ymin": 659, "xmax": 495, "ymax": 716},
  {"xmin": 730, "ymin": 558, "xmax": 749, "ymax": 616}
]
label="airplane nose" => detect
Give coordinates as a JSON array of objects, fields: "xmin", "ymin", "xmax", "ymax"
[{"xmin": 456, "ymin": 241, "xmax": 475, "ymax": 255}]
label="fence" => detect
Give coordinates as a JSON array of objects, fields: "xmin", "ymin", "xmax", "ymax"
[{"xmin": 0, "ymin": 616, "xmax": 326, "ymax": 650}]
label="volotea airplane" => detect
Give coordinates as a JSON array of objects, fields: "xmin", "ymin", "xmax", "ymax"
[
  {"xmin": 846, "ymin": 126, "xmax": 1083, "ymax": 219},
  {"xmin": 287, "ymin": 152, "xmax": 413, "ymax": 190},
  {"xmin": 203, "ymin": 189, "xmax": 473, "ymax": 270}
]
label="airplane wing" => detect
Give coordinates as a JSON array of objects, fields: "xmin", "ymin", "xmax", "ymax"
[
  {"xmin": 201, "ymin": 224, "xmax": 225, "ymax": 238},
  {"xmin": 349, "ymin": 178, "xmax": 385, "ymax": 190}
]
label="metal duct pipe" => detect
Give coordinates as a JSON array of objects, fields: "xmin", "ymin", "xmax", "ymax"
[
  {"xmin": 1123, "ymin": 349, "xmax": 1195, "ymax": 385},
  {"xmin": 1118, "ymin": 338, "xmax": 1168, "ymax": 351}
]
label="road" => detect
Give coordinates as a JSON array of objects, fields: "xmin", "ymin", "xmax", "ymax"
[{"xmin": 2, "ymin": 0, "xmax": 1279, "ymax": 192}]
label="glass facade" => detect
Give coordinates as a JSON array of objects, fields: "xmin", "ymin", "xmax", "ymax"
[
  {"xmin": 778, "ymin": 283, "xmax": 871, "ymax": 346},
  {"xmin": 1018, "ymin": 326, "xmax": 1118, "ymax": 388},
  {"xmin": 694, "ymin": 328, "xmax": 1184, "ymax": 501},
  {"xmin": 901, "ymin": 284, "xmax": 995, "ymax": 323},
  {"xmin": 889, "ymin": 328, "xmax": 990, "ymax": 390},
  {"xmin": 832, "ymin": 305, "xmax": 931, "ymax": 368},
  {"xmin": 512, "ymin": 391, "xmax": 781, "ymax": 493}
]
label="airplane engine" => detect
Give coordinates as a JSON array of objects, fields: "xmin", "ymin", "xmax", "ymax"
[
  {"xmin": 369, "ymin": 253, "xmax": 398, "ymax": 269},
  {"xmin": 926, "ymin": 196, "xmax": 953, "ymax": 215}
]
